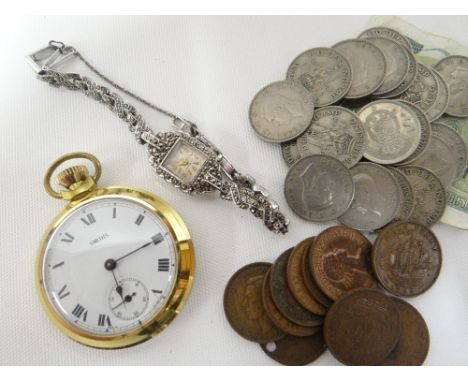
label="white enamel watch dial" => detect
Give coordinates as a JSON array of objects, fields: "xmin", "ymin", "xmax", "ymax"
[{"xmin": 42, "ymin": 197, "xmax": 177, "ymax": 336}]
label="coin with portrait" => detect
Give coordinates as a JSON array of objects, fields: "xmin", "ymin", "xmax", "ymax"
[
  {"xmin": 357, "ymin": 27, "xmax": 412, "ymax": 51},
  {"xmin": 426, "ymin": 69, "xmax": 449, "ymax": 122}
]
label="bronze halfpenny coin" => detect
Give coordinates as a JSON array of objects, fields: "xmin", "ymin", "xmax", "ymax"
[
  {"xmin": 224, "ymin": 262, "xmax": 285, "ymax": 343},
  {"xmin": 287, "ymin": 238, "xmax": 327, "ymax": 316},
  {"xmin": 372, "ymin": 222, "xmax": 442, "ymax": 296},
  {"xmin": 271, "ymin": 248, "xmax": 324, "ymax": 327},
  {"xmin": 260, "ymin": 330, "xmax": 327, "ymax": 366},
  {"xmin": 310, "ymin": 226, "xmax": 377, "ymax": 301},
  {"xmin": 380, "ymin": 298, "xmax": 430, "ymax": 366},
  {"xmin": 324, "ymin": 288, "xmax": 401, "ymax": 365},
  {"xmin": 263, "ymin": 269, "xmax": 321, "ymax": 337}
]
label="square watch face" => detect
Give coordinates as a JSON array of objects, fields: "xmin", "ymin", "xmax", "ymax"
[{"xmin": 160, "ymin": 139, "xmax": 209, "ymax": 185}]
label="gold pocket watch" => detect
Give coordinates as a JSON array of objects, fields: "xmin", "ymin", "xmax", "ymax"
[{"xmin": 36, "ymin": 152, "xmax": 195, "ymax": 349}]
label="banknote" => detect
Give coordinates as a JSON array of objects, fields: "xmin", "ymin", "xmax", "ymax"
[{"xmin": 368, "ymin": 16, "xmax": 468, "ymax": 229}]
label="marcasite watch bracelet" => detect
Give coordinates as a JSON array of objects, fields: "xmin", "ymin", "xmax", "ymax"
[{"xmin": 26, "ymin": 41, "xmax": 289, "ymax": 234}]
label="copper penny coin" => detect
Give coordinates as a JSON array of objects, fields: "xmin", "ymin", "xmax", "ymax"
[
  {"xmin": 263, "ymin": 269, "xmax": 321, "ymax": 337},
  {"xmin": 287, "ymin": 238, "xmax": 327, "ymax": 316},
  {"xmin": 260, "ymin": 330, "xmax": 327, "ymax": 366},
  {"xmin": 310, "ymin": 226, "xmax": 377, "ymax": 301},
  {"xmin": 224, "ymin": 262, "xmax": 285, "ymax": 343},
  {"xmin": 380, "ymin": 298, "xmax": 430, "ymax": 365},
  {"xmin": 372, "ymin": 222, "xmax": 442, "ymax": 296},
  {"xmin": 302, "ymin": 241, "xmax": 333, "ymax": 307},
  {"xmin": 324, "ymin": 288, "xmax": 401, "ymax": 365},
  {"xmin": 271, "ymin": 249, "xmax": 323, "ymax": 327}
]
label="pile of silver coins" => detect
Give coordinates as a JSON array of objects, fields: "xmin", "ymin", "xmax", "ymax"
[{"xmin": 249, "ymin": 26, "xmax": 468, "ymax": 230}]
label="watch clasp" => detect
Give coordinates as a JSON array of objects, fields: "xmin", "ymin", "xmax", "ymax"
[{"xmin": 26, "ymin": 41, "xmax": 76, "ymax": 74}]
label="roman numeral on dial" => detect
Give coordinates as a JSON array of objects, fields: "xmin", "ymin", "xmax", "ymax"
[
  {"xmin": 135, "ymin": 214, "xmax": 145, "ymax": 226},
  {"xmin": 81, "ymin": 213, "xmax": 96, "ymax": 226},
  {"xmin": 98, "ymin": 314, "xmax": 112, "ymax": 327},
  {"xmin": 72, "ymin": 304, "xmax": 88, "ymax": 321},
  {"xmin": 158, "ymin": 258, "xmax": 170, "ymax": 272},
  {"xmin": 61, "ymin": 233, "xmax": 74, "ymax": 243},
  {"xmin": 57, "ymin": 284, "xmax": 70, "ymax": 300}
]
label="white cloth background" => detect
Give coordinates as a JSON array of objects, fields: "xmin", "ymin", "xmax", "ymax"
[{"xmin": 0, "ymin": 15, "xmax": 467, "ymax": 366}]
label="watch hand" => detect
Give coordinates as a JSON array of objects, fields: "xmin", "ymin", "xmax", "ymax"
[
  {"xmin": 115, "ymin": 241, "xmax": 152, "ymax": 263},
  {"xmin": 104, "ymin": 241, "xmax": 153, "ymax": 271},
  {"xmin": 111, "ymin": 269, "xmax": 126, "ymax": 307},
  {"xmin": 111, "ymin": 293, "xmax": 137, "ymax": 310}
]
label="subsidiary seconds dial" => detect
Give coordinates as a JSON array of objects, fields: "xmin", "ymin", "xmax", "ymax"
[{"xmin": 42, "ymin": 197, "xmax": 177, "ymax": 336}]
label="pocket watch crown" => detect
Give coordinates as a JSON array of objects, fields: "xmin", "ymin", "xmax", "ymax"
[{"xmin": 57, "ymin": 165, "xmax": 90, "ymax": 190}]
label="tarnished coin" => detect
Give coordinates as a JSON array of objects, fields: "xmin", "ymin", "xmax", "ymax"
[
  {"xmin": 286, "ymin": 238, "xmax": 327, "ymax": 316},
  {"xmin": 433, "ymin": 55, "xmax": 468, "ymax": 117},
  {"xmin": 380, "ymin": 298, "xmax": 430, "ymax": 366},
  {"xmin": 432, "ymin": 122, "xmax": 467, "ymax": 181},
  {"xmin": 286, "ymin": 47, "xmax": 352, "ymax": 107},
  {"xmin": 249, "ymin": 80, "xmax": 315, "ymax": 143},
  {"xmin": 271, "ymin": 249, "xmax": 323, "ymax": 327},
  {"xmin": 400, "ymin": 63, "xmax": 439, "ymax": 112},
  {"xmin": 281, "ymin": 140, "xmax": 301, "ymax": 167},
  {"xmin": 301, "ymin": 241, "xmax": 333, "ymax": 308},
  {"xmin": 333, "ymin": 39, "xmax": 386, "ymax": 99},
  {"xmin": 396, "ymin": 101, "xmax": 432, "ymax": 165},
  {"xmin": 358, "ymin": 26, "xmax": 412, "ymax": 51},
  {"xmin": 309, "ymin": 226, "xmax": 377, "ymax": 301},
  {"xmin": 387, "ymin": 167, "xmax": 415, "ymax": 222},
  {"xmin": 224, "ymin": 262, "xmax": 285, "ymax": 343},
  {"xmin": 400, "ymin": 166, "xmax": 446, "ymax": 227},
  {"xmin": 284, "ymin": 155, "xmax": 354, "ymax": 222},
  {"xmin": 338, "ymin": 97, "xmax": 373, "ymax": 113},
  {"xmin": 426, "ymin": 70, "xmax": 449, "ymax": 122},
  {"xmin": 260, "ymin": 331, "xmax": 326, "ymax": 366},
  {"xmin": 358, "ymin": 100, "xmax": 421, "ymax": 164},
  {"xmin": 324, "ymin": 289, "xmax": 401, "ymax": 365},
  {"xmin": 296, "ymin": 106, "xmax": 366, "ymax": 168},
  {"xmin": 362, "ymin": 37, "xmax": 410, "ymax": 95},
  {"xmin": 262, "ymin": 268, "xmax": 320, "ymax": 337},
  {"xmin": 339, "ymin": 163, "xmax": 401, "ymax": 231},
  {"xmin": 407, "ymin": 135, "xmax": 458, "ymax": 189},
  {"xmin": 372, "ymin": 222, "xmax": 442, "ymax": 297}
]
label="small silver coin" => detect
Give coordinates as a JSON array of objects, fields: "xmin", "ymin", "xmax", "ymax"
[
  {"xmin": 296, "ymin": 106, "xmax": 366, "ymax": 168},
  {"xmin": 333, "ymin": 39, "xmax": 386, "ymax": 99},
  {"xmin": 433, "ymin": 55, "xmax": 468, "ymax": 117},
  {"xmin": 249, "ymin": 80, "xmax": 315, "ymax": 143},
  {"xmin": 387, "ymin": 166, "xmax": 415, "ymax": 222},
  {"xmin": 358, "ymin": 100, "xmax": 421, "ymax": 164},
  {"xmin": 361, "ymin": 36, "xmax": 410, "ymax": 95},
  {"xmin": 400, "ymin": 166, "xmax": 446, "ymax": 227},
  {"xmin": 426, "ymin": 70, "xmax": 449, "ymax": 122},
  {"xmin": 396, "ymin": 101, "xmax": 432, "ymax": 165},
  {"xmin": 284, "ymin": 155, "xmax": 354, "ymax": 222},
  {"xmin": 358, "ymin": 27, "xmax": 412, "ymax": 51},
  {"xmin": 431, "ymin": 122, "xmax": 467, "ymax": 181},
  {"xmin": 287, "ymin": 47, "xmax": 353, "ymax": 107},
  {"xmin": 338, "ymin": 163, "xmax": 401, "ymax": 231},
  {"xmin": 407, "ymin": 135, "xmax": 458, "ymax": 189},
  {"xmin": 400, "ymin": 63, "xmax": 439, "ymax": 112},
  {"xmin": 281, "ymin": 140, "xmax": 302, "ymax": 167}
]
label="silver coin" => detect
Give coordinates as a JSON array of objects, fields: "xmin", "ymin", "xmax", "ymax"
[
  {"xmin": 400, "ymin": 166, "xmax": 446, "ymax": 226},
  {"xmin": 407, "ymin": 135, "xmax": 458, "ymax": 189},
  {"xmin": 338, "ymin": 163, "xmax": 401, "ymax": 231},
  {"xmin": 281, "ymin": 140, "xmax": 301, "ymax": 167},
  {"xmin": 426, "ymin": 70, "xmax": 449, "ymax": 122},
  {"xmin": 332, "ymin": 39, "xmax": 386, "ymax": 99},
  {"xmin": 361, "ymin": 37, "xmax": 410, "ymax": 95},
  {"xmin": 296, "ymin": 106, "xmax": 366, "ymax": 168},
  {"xmin": 286, "ymin": 47, "xmax": 352, "ymax": 107},
  {"xmin": 358, "ymin": 100, "xmax": 421, "ymax": 164},
  {"xmin": 387, "ymin": 166, "xmax": 415, "ymax": 221},
  {"xmin": 396, "ymin": 101, "xmax": 432, "ymax": 165},
  {"xmin": 376, "ymin": 45, "xmax": 418, "ymax": 98},
  {"xmin": 433, "ymin": 55, "xmax": 468, "ymax": 117},
  {"xmin": 400, "ymin": 63, "xmax": 439, "ymax": 112},
  {"xmin": 431, "ymin": 122, "xmax": 467, "ymax": 180},
  {"xmin": 358, "ymin": 27, "xmax": 412, "ymax": 51},
  {"xmin": 249, "ymin": 80, "xmax": 315, "ymax": 143},
  {"xmin": 284, "ymin": 155, "xmax": 354, "ymax": 222}
]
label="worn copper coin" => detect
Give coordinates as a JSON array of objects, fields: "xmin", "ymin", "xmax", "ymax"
[
  {"xmin": 310, "ymin": 226, "xmax": 377, "ymax": 301},
  {"xmin": 263, "ymin": 268, "xmax": 320, "ymax": 337},
  {"xmin": 286, "ymin": 238, "xmax": 327, "ymax": 316},
  {"xmin": 224, "ymin": 262, "xmax": 285, "ymax": 343},
  {"xmin": 380, "ymin": 298, "xmax": 430, "ymax": 365},
  {"xmin": 324, "ymin": 288, "xmax": 401, "ymax": 365},
  {"xmin": 271, "ymin": 249, "xmax": 323, "ymax": 327},
  {"xmin": 260, "ymin": 330, "xmax": 327, "ymax": 366},
  {"xmin": 372, "ymin": 222, "xmax": 442, "ymax": 296}
]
